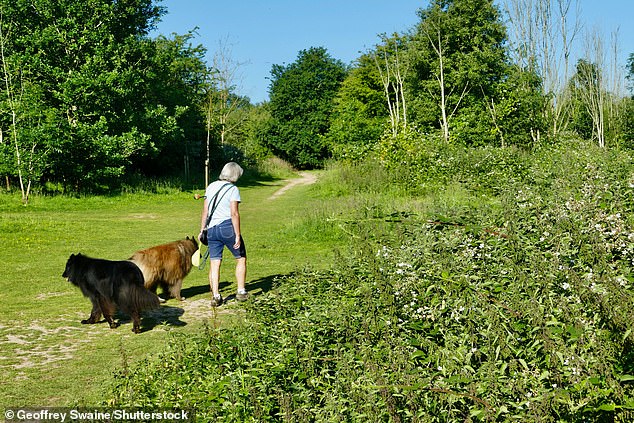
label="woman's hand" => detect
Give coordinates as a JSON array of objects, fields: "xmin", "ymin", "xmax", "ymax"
[{"xmin": 233, "ymin": 236, "xmax": 241, "ymax": 249}]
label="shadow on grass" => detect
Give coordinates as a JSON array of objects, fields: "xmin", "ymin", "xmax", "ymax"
[
  {"xmin": 180, "ymin": 281, "xmax": 230, "ymax": 299},
  {"xmin": 246, "ymin": 273, "xmax": 290, "ymax": 296},
  {"xmin": 180, "ymin": 284, "xmax": 210, "ymax": 299},
  {"xmin": 113, "ymin": 305, "xmax": 187, "ymax": 333},
  {"xmin": 181, "ymin": 273, "xmax": 289, "ymax": 301}
]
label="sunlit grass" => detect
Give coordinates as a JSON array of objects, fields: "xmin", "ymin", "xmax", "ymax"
[{"xmin": 0, "ymin": 170, "xmax": 332, "ymax": 408}]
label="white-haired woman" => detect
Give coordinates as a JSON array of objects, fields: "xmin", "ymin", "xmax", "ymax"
[{"xmin": 199, "ymin": 162, "xmax": 247, "ymax": 306}]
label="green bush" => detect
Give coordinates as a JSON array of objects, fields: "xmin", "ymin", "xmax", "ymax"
[{"xmin": 104, "ymin": 141, "xmax": 634, "ymax": 421}]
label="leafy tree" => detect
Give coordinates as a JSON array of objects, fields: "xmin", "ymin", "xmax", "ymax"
[
  {"xmin": 0, "ymin": 0, "xmax": 208, "ymax": 193},
  {"xmin": 0, "ymin": 3, "xmax": 61, "ymax": 201},
  {"xmin": 220, "ymin": 102, "xmax": 273, "ymax": 167},
  {"xmin": 485, "ymin": 66, "xmax": 548, "ymax": 147},
  {"xmin": 407, "ymin": 0, "xmax": 508, "ymax": 145},
  {"xmin": 267, "ymin": 47, "xmax": 347, "ymax": 169},
  {"xmin": 327, "ymin": 52, "xmax": 387, "ymax": 162},
  {"xmin": 130, "ymin": 32, "xmax": 207, "ymax": 178},
  {"xmin": 1, "ymin": 0, "xmax": 158, "ymax": 190}
]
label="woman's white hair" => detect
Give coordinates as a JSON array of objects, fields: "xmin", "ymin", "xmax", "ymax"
[{"xmin": 219, "ymin": 162, "xmax": 243, "ymax": 183}]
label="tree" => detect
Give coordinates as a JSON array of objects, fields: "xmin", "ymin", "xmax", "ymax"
[
  {"xmin": 625, "ymin": 53, "xmax": 634, "ymax": 93},
  {"xmin": 267, "ymin": 47, "xmax": 347, "ymax": 169},
  {"xmin": 408, "ymin": 0, "xmax": 508, "ymax": 144},
  {"xmin": 567, "ymin": 30, "xmax": 627, "ymax": 148},
  {"xmin": 126, "ymin": 32, "xmax": 207, "ymax": 179},
  {"xmin": 486, "ymin": 66, "xmax": 548, "ymax": 147},
  {"xmin": 231, "ymin": 103, "xmax": 271, "ymax": 164},
  {"xmin": 0, "ymin": 0, "xmax": 208, "ymax": 193},
  {"xmin": 327, "ymin": 52, "xmax": 387, "ymax": 161},
  {"xmin": 0, "ymin": 5, "xmax": 57, "ymax": 202},
  {"xmin": 203, "ymin": 37, "xmax": 249, "ymax": 185},
  {"xmin": 374, "ymin": 34, "xmax": 408, "ymax": 137},
  {"xmin": 503, "ymin": 0, "xmax": 582, "ymax": 138}
]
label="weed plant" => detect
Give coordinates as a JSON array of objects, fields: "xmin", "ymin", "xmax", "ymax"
[{"xmin": 104, "ymin": 139, "xmax": 634, "ymax": 421}]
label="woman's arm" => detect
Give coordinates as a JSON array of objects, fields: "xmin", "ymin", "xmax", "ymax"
[
  {"xmin": 230, "ymin": 200, "xmax": 241, "ymax": 248},
  {"xmin": 199, "ymin": 200, "xmax": 209, "ymax": 241}
]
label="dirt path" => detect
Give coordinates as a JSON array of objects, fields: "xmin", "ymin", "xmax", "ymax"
[{"xmin": 268, "ymin": 171, "xmax": 317, "ymax": 200}]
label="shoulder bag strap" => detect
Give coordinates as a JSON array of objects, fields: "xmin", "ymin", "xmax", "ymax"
[{"xmin": 204, "ymin": 183, "xmax": 233, "ymax": 229}]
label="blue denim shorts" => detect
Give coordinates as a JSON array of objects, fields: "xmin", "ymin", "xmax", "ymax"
[{"xmin": 207, "ymin": 219, "xmax": 246, "ymax": 260}]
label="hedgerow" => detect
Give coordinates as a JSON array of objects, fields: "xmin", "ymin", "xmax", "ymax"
[{"xmin": 105, "ymin": 139, "xmax": 634, "ymax": 422}]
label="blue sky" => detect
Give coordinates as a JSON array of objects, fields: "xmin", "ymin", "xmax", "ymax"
[{"xmin": 151, "ymin": 0, "xmax": 633, "ymax": 104}]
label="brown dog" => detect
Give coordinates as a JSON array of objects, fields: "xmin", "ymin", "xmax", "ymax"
[{"xmin": 129, "ymin": 236, "xmax": 198, "ymax": 301}]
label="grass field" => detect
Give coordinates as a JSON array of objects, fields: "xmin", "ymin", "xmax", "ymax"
[{"xmin": 0, "ymin": 170, "xmax": 333, "ymax": 409}]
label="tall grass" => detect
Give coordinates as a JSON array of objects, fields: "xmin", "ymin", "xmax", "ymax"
[{"xmin": 103, "ymin": 140, "xmax": 634, "ymax": 421}]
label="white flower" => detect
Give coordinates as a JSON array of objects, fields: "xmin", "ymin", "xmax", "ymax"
[{"xmin": 562, "ymin": 282, "xmax": 571, "ymax": 290}]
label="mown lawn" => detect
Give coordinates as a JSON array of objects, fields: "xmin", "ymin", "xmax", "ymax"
[{"xmin": 0, "ymin": 171, "xmax": 332, "ymax": 409}]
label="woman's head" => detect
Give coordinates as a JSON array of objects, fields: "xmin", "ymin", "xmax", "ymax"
[{"xmin": 219, "ymin": 162, "xmax": 244, "ymax": 183}]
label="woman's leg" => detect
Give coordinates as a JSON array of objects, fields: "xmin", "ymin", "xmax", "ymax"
[
  {"xmin": 235, "ymin": 257, "xmax": 246, "ymax": 292},
  {"xmin": 209, "ymin": 259, "xmax": 222, "ymax": 298}
]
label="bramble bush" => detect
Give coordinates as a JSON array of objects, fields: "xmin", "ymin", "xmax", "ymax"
[
  {"xmin": 375, "ymin": 128, "xmax": 530, "ymax": 195},
  {"xmin": 105, "ymin": 138, "xmax": 634, "ymax": 422}
]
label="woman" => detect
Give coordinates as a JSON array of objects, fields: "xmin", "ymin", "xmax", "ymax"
[{"xmin": 199, "ymin": 162, "xmax": 247, "ymax": 306}]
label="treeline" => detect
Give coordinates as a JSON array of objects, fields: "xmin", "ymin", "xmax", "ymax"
[
  {"xmin": 261, "ymin": 0, "xmax": 634, "ymax": 169},
  {"xmin": 0, "ymin": 0, "xmax": 214, "ymax": 200},
  {"xmin": 1, "ymin": 0, "xmax": 633, "ymax": 201}
]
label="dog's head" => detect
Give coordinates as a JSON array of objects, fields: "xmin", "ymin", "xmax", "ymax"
[
  {"xmin": 183, "ymin": 236, "xmax": 199, "ymax": 254},
  {"xmin": 62, "ymin": 253, "xmax": 82, "ymax": 280}
]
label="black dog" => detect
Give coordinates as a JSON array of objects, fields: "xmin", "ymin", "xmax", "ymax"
[{"xmin": 62, "ymin": 253, "xmax": 160, "ymax": 333}]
